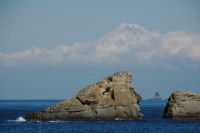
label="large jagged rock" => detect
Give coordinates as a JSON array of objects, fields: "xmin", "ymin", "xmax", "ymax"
[
  {"xmin": 26, "ymin": 71, "xmax": 144, "ymax": 121},
  {"xmin": 163, "ymin": 91, "xmax": 200, "ymax": 120}
]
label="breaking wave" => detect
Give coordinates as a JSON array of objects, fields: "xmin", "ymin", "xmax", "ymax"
[{"xmin": 8, "ymin": 116, "xmax": 26, "ymax": 122}]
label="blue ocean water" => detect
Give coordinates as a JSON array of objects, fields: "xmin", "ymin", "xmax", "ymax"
[{"xmin": 0, "ymin": 100, "xmax": 200, "ymax": 133}]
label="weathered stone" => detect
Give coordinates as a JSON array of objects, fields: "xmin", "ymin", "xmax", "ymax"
[
  {"xmin": 163, "ymin": 91, "xmax": 200, "ymax": 120},
  {"xmin": 25, "ymin": 71, "xmax": 144, "ymax": 121}
]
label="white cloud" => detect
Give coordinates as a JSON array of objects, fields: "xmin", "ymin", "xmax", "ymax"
[{"xmin": 0, "ymin": 24, "xmax": 200, "ymax": 67}]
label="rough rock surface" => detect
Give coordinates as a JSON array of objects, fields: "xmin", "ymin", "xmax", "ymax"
[
  {"xmin": 26, "ymin": 71, "xmax": 144, "ymax": 121},
  {"xmin": 163, "ymin": 91, "xmax": 200, "ymax": 120}
]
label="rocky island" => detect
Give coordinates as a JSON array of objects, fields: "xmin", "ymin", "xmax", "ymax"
[
  {"xmin": 26, "ymin": 71, "xmax": 144, "ymax": 121},
  {"xmin": 151, "ymin": 92, "xmax": 162, "ymax": 100},
  {"xmin": 163, "ymin": 91, "xmax": 200, "ymax": 120}
]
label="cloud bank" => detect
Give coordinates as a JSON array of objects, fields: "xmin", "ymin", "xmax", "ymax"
[{"xmin": 0, "ymin": 24, "xmax": 200, "ymax": 67}]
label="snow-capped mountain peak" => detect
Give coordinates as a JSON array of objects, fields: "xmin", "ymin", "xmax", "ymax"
[
  {"xmin": 98, "ymin": 23, "xmax": 149, "ymax": 42},
  {"xmin": 114, "ymin": 23, "xmax": 148, "ymax": 34}
]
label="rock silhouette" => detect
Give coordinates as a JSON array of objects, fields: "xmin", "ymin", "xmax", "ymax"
[
  {"xmin": 152, "ymin": 92, "xmax": 162, "ymax": 100},
  {"xmin": 26, "ymin": 71, "xmax": 144, "ymax": 121}
]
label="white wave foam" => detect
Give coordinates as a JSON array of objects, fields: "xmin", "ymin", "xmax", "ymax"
[
  {"xmin": 8, "ymin": 116, "xmax": 26, "ymax": 122},
  {"xmin": 49, "ymin": 120, "xmax": 60, "ymax": 122},
  {"xmin": 115, "ymin": 118, "xmax": 122, "ymax": 120}
]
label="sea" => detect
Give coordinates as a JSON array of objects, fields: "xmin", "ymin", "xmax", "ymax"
[{"xmin": 0, "ymin": 99, "xmax": 200, "ymax": 133}]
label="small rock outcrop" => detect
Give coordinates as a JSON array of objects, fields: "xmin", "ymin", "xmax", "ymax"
[
  {"xmin": 152, "ymin": 92, "xmax": 162, "ymax": 100},
  {"xmin": 163, "ymin": 91, "xmax": 200, "ymax": 120},
  {"xmin": 26, "ymin": 71, "xmax": 144, "ymax": 121}
]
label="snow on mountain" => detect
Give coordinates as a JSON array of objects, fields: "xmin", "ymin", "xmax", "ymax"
[
  {"xmin": 1, "ymin": 23, "xmax": 200, "ymax": 67},
  {"xmin": 98, "ymin": 23, "xmax": 149, "ymax": 44},
  {"xmin": 113, "ymin": 23, "xmax": 149, "ymax": 34}
]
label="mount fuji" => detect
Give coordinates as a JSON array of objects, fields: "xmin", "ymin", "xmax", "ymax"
[
  {"xmin": 0, "ymin": 23, "xmax": 200, "ymax": 67},
  {"xmin": 112, "ymin": 23, "xmax": 149, "ymax": 34},
  {"xmin": 97, "ymin": 23, "xmax": 149, "ymax": 44}
]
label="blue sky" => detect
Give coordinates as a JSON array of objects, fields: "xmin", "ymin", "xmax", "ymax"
[{"xmin": 0, "ymin": 0, "xmax": 200, "ymax": 99}]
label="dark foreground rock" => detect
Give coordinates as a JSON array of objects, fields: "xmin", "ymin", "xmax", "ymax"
[
  {"xmin": 26, "ymin": 71, "xmax": 144, "ymax": 121},
  {"xmin": 163, "ymin": 91, "xmax": 200, "ymax": 120}
]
